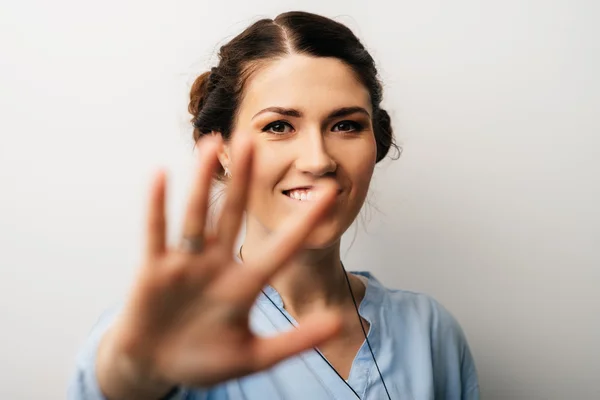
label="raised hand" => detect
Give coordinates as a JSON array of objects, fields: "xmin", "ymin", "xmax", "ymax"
[{"xmin": 96, "ymin": 135, "xmax": 342, "ymax": 399}]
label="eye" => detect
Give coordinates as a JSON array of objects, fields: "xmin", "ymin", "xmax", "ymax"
[
  {"xmin": 262, "ymin": 121, "xmax": 294, "ymax": 135},
  {"xmin": 332, "ymin": 120, "xmax": 363, "ymax": 133}
]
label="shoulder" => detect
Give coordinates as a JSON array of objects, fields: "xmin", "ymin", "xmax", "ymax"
[
  {"xmin": 361, "ymin": 271, "xmax": 464, "ymax": 337},
  {"xmin": 359, "ymin": 272, "xmax": 480, "ymax": 396},
  {"xmin": 391, "ymin": 288, "xmax": 465, "ymax": 339},
  {"xmin": 377, "ymin": 278, "xmax": 469, "ymax": 352}
]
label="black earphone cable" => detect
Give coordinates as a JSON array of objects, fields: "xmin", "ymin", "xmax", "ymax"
[{"xmin": 340, "ymin": 262, "xmax": 392, "ymax": 400}]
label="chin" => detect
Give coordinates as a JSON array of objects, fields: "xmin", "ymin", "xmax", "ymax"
[{"xmin": 296, "ymin": 219, "xmax": 348, "ymax": 250}]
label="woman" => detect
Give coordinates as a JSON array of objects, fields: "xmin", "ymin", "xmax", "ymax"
[{"xmin": 70, "ymin": 11, "xmax": 479, "ymax": 400}]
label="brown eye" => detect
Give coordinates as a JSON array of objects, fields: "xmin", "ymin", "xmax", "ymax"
[
  {"xmin": 332, "ymin": 120, "xmax": 363, "ymax": 133},
  {"xmin": 263, "ymin": 121, "xmax": 294, "ymax": 134}
]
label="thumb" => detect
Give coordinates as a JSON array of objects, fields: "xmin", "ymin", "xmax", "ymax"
[{"xmin": 248, "ymin": 309, "xmax": 343, "ymax": 371}]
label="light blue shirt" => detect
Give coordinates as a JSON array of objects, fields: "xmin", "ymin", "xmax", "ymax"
[{"xmin": 69, "ymin": 271, "xmax": 479, "ymax": 399}]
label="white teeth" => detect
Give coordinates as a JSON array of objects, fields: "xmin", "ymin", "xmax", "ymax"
[{"xmin": 286, "ymin": 189, "xmax": 314, "ymax": 201}]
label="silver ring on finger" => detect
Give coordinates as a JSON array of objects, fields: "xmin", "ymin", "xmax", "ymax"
[{"xmin": 179, "ymin": 235, "xmax": 205, "ymax": 254}]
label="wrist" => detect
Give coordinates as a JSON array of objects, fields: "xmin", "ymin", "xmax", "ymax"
[{"xmin": 96, "ymin": 328, "xmax": 175, "ymax": 400}]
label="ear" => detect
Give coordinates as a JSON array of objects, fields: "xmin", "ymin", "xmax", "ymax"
[{"xmin": 211, "ymin": 131, "xmax": 231, "ymax": 171}]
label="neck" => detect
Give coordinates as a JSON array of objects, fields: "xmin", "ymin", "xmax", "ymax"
[{"xmin": 241, "ymin": 218, "xmax": 365, "ymax": 319}]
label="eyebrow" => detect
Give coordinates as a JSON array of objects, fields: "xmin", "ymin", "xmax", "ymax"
[{"xmin": 251, "ymin": 106, "xmax": 371, "ymax": 120}]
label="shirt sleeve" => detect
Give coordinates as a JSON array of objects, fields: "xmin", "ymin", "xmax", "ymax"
[
  {"xmin": 460, "ymin": 340, "xmax": 480, "ymax": 400},
  {"xmin": 67, "ymin": 306, "xmax": 190, "ymax": 400},
  {"xmin": 428, "ymin": 298, "xmax": 480, "ymax": 400}
]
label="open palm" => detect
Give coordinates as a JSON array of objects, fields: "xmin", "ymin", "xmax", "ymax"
[{"xmin": 105, "ymin": 135, "xmax": 342, "ymax": 391}]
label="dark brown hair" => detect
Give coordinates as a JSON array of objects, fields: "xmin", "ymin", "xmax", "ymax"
[{"xmin": 188, "ymin": 11, "xmax": 399, "ymax": 177}]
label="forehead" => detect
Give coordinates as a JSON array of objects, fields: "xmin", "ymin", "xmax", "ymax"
[{"xmin": 238, "ymin": 54, "xmax": 372, "ymax": 119}]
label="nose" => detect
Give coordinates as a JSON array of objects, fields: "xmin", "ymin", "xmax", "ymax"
[{"xmin": 294, "ymin": 133, "xmax": 337, "ymax": 176}]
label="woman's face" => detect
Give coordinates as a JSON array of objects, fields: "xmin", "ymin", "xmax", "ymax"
[{"xmin": 230, "ymin": 54, "xmax": 377, "ymax": 248}]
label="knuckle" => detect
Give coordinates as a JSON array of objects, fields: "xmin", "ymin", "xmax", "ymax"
[
  {"xmin": 163, "ymin": 255, "xmax": 193, "ymax": 285},
  {"xmin": 160, "ymin": 250, "xmax": 221, "ymax": 287},
  {"xmin": 166, "ymin": 266, "xmax": 189, "ymax": 287}
]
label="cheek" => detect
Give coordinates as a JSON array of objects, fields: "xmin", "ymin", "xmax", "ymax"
[
  {"xmin": 356, "ymin": 158, "xmax": 376, "ymax": 190},
  {"xmin": 346, "ymin": 161, "xmax": 375, "ymax": 217},
  {"xmin": 345, "ymin": 138, "xmax": 377, "ymax": 196}
]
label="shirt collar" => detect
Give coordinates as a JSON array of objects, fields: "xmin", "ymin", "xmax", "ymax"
[{"xmin": 234, "ymin": 252, "xmax": 386, "ymax": 317}]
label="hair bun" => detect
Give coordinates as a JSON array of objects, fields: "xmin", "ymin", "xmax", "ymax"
[
  {"xmin": 373, "ymin": 108, "xmax": 391, "ymax": 162},
  {"xmin": 188, "ymin": 71, "xmax": 211, "ymax": 120}
]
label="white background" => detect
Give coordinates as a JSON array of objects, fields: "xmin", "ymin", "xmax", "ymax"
[{"xmin": 1, "ymin": 0, "xmax": 599, "ymax": 399}]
